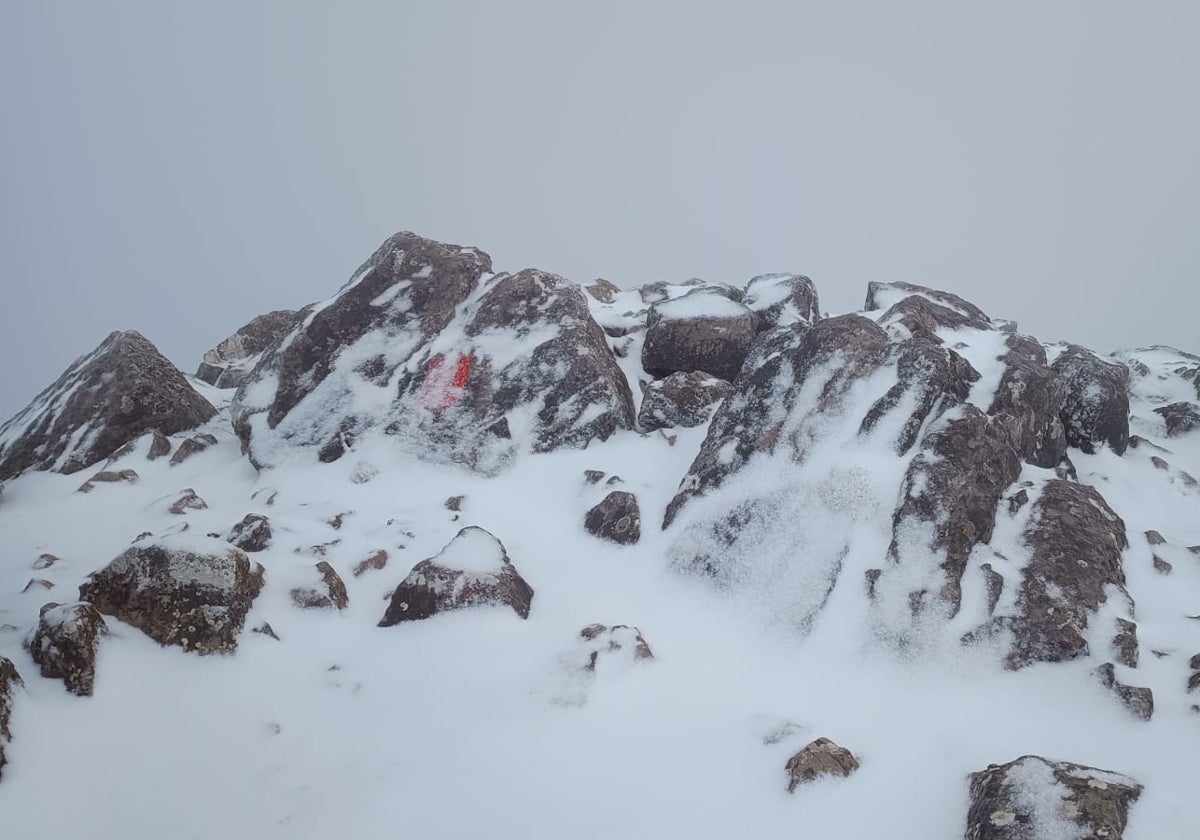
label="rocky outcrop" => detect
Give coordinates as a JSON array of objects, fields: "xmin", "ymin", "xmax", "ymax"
[
  {"xmin": 877, "ymin": 294, "xmax": 991, "ymax": 338},
  {"xmin": 637, "ymin": 371, "xmax": 731, "ymax": 431},
  {"xmin": 1007, "ymin": 480, "xmax": 1129, "ymax": 668},
  {"xmin": 1051, "ymin": 345, "xmax": 1130, "ymax": 455},
  {"xmin": 379, "ymin": 527, "xmax": 533, "ymax": 625},
  {"xmin": 966, "ymin": 756, "xmax": 1142, "ymax": 839},
  {"xmin": 291, "ymin": 561, "xmax": 349, "ymax": 610},
  {"xmin": 641, "ymin": 290, "xmax": 758, "ymax": 381},
  {"xmin": 0, "ymin": 656, "xmax": 20, "ymax": 779},
  {"xmin": 987, "ymin": 335, "xmax": 1068, "ymax": 468},
  {"xmin": 0, "ymin": 330, "xmax": 216, "ymax": 480},
  {"xmin": 785, "ymin": 738, "xmax": 859, "ymax": 792},
  {"xmin": 742, "ymin": 273, "xmax": 819, "ymax": 330},
  {"xmin": 78, "ymin": 536, "xmax": 265, "ymax": 654},
  {"xmin": 226, "ymin": 514, "xmax": 272, "ymax": 552},
  {"xmin": 1154, "ymin": 401, "xmax": 1200, "ymax": 437},
  {"xmin": 196, "ymin": 310, "xmax": 297, "ymax": 389},
  {"xmin": 26, "ymin": 602, "xmax": 108, "ymax": 696},
  {"xmin": 584, "ymin": 491, "xmax": 642, "ymax": 545}
]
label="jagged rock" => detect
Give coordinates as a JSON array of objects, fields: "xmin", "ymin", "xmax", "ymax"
[
  {"xmin": 966, "ymin": 756, "xmax": 1142, "ymax": 840},
  {"xmin": 32, "ymin": 553, "xmax": 58, "ymax": 570},
  {"xmin": 78, "ymin": 535, "xmax": 264, "ymax": 654},
  {"xmin": 1008, "ymin": 480, "xmax": 1129, "ymax": 668},
  {"xmin": 251, "ymin": 622, "xmax": 280, "ymax": 641},
  {"xmin": 169, "ymin": 433, "xmax": 218, "ymax": 466},
  {"xmin": 226, "ymin": 514, "xmax": 272, "ymax": 552},
  {"xmin": 583, "ymin": 278, "xmax": 621, "ymax": 303},
  {"xmin": 1051, "ymin": 345, "xmax": 1131, "ymax": 455},
  {"xmin": 986, "ymin": 335, "xmax": 1068, "ymax": 468},
  {"xmin": 379, "ymin": 526, "xmax": 533, "ymax": 625},
  {"xmin": 445, "ymin": 495, "xmax": 465, "ymax": 512},
  {"xmin": 168, "ymin": 489, "xmax": 208, "ymax": 515},
  {"xmin": 195, "ymin": 309, "xmax": 297, "ymax": 389},
  {"xmin": 77, "ymin": 468, "xmax": 139, "ymax": 493},
  {"xmin": 637, "ymin": 371, "xmax": 731, "ymax": 431},
  {"xmin": 578, "ymin": 623, "xmax": 654, "ymax": 670},
  {"xmin": 982, "ymin": 564, "xmax": 1005, "ymax": 615},
  {"xmin": 742, "ymin": 273, "xmax": 819, "ymax": 331},
  {"xmin": 147, "ymin": 429, "xmax": 172, "ymax": 460},
  {"xmin": 865, "ymin": 281, "xmax": 992, "ymax": 328},
  {"xmin": 1007, "ymin": 489, "xmax": 1029, "ymax": 515},
  {"xmin": 784, "ymin": 738, "xmax": 859, "ymax": 792},
  {"xmin": 353, "ymin": 549, "xmax": 388, "ymax": 577},
  {"xmin": 0, "ymin": 330, "xmax": 216, "ymax": 480},
  {"xmin": 1153, "ymin": 401, "xmax": 1200, "ymax": 437},
  {"xmin": 584, "ymin": 491, "xmax": 642, "ymax": 545},
  {"xmin": 583, "ymin": 470, "xmax": 607, "ymax": 485},
  {"xmin": 1095, "ymin": 663, "xmax": 1153, "ymax": 721},
  {"xmin": 0, "ymin": 656, "xmax": 21, "ymax": 779},
  {"xmin": 1112, "ymin": 619, "xmax": 1139, "ymax": 668},
  {"xmin": 1144, "ymin": 529, "xmax": 1166, "ymax": 546},
  {"xmin": 1152, "ymin": 555, "xmax": 1172, "ymax": 574},
  {"xmin": 290, "ymin": 561, "xmax": 349, "ymax": 610},
  {"xmin": 641, "ymin": 290, "xmax": 757, "ymax": 381},
  {"xmin": 26, "ymin": 602, "xmax": 107, "ymax": 696}
]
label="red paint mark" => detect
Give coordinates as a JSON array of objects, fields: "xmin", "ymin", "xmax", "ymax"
[{"xmin": 418, "ymin": 352, "xmax": 473, "ymax": 410}]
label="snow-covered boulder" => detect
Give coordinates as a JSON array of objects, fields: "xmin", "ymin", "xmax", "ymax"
[
  {"xmin": 865, "ymin": 280, "xmax": 993, "ymax": 330},
  {"xmin": 583, "ymin": 490, "xmax": 641, "ymax": 545},
  {"xmin": 378, "ymin": 527, "xmax": 533, "ymax": 625},
  {"xmin": 641, "ymin": 290, "xmax": 758, "ymax": 381},
  {"xmin": 78, "ymin": 535, "xmax": 265, "ymax": 654},
  {"xmin": 0, "ymin": 656, "xmax": 20, "ymax": 779},
  {"xmin": 226, "ymin": 513, "xmax": 272, "ymax": 552},
  {"xmin": 784, "ymin": 738, "xmax": 859, "ymax": 792},
  {"xmin": 637, "ymin": 371, "xmax": 731, "ymax": 431},
  {"xmin": 987, "ymin": 334, "xmax": 1068, "ymax": 468},
  {"xmin": 742, "ymin": 273, "xmax": 820, "ymax": 330},
  {"xmin": 966, "ymin": 756, "xmax": 1142, "ymax": 840},
  {"xmin": 577, "ymin": 623, "xmax": 654, "ymax": 670},
  {"xmin": 26, "ymin": 601, "xmax": 108, "ymax": 696},
  {"xmin": 0, "ymin": 330, "xmax": 216, "ymax": 481},
  {"xmin": 195, "ymin": 309, "xmax": 297, "ymax": 389},
  {"xmin": 1051, "ymin": 345, "xmax": 1131, "ymax": 455},
  {"xmin": 1154, "ymin": 401, "xmax": 1200, "ymax": 437}
]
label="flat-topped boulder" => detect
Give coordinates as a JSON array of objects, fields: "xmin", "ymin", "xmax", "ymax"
[{"xmin": 641, "ymin": 290, "xmax": 757, "ymax": 382}]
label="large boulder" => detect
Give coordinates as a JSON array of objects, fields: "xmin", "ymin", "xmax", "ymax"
[
  {"xmin": 0, "ymin": 656, "xmax": 20, "ymax": 779},
  {"xmin": 742, "ymin": 273, "xmax": 820, "ymax": 330},
  {"xmin": 637, "ymin": 371, "xmax": 731, "ymax": 432},
  {"xmin": 641, "ymin": 290, "xmax": 757, "ymax": 381},
  {"xmin": 26, "ymin": 602, "xmax": 108, "ymax": 696},
  {"xmin": 986, "ymin": 335, "xmax": 1068, "ymax": 468},
  {"xmin": 1051, "ymin": 345, "xmax": 1130, "ymax": 455},
  {"xmin": 78, "ymin": 535, "xmax": 265, "ymax": 654},
  {"xmin": 965, "ymin": 755, "xmax": 1142, "ymax": 840},
  {"xmin": 195, "ymin": 309, "xmax": 297, "ymax": 389},
  {"xmin": 379, "ymin": 526, "xmax": 534, "ymax": 625},
  {"xmin": 1007, "ymin": 480, "xmax": 1129, "ymax": 668},
  {"xmin": 0, "ymin": 330, "xmax": 216, "ymax": 480}
]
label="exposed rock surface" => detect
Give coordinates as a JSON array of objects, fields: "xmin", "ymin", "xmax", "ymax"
[
  {"xmin": 170, "ymin": 433, "xmax": 218, "ymax": 465},
  {"xmin": 641, "ymin": 290, "xmax": 757, "ymax": 381},
  {"xmin": 1051, "ymin": 345, "xmax": 1131, "ymax": 455},
  {"xmin": 291, "ymin": 561, "xmax": 349, "ymax": 610},
  {"xmin": 1095, "ymin": 663, "xmax": 1154, "ymax": 721},
  {"xmin": 865, "ymin": 281, "xmax": 992, "ymax": 328},
  {"xmin": 353, "ymin": 549, "xmax": 388, "ymax": 577},
  {"xmin": 168, "ymin": 489, "xmax": 208, "ymax": 515},
  {"xmin": 584, "ymin": 491, "xmax": 642, "ymax": 545},
  {"xmin": 0, "ymin": 656, "xmax": 20, "ymax": 778},
  {"xmin": 226, "ymin": 514, "xmax": 272, "ymax": 552},
  {"xmin": 78, "ymin": 468, "xmax": 139, "ymax": 493},
  {"xmin": 965, "ymin": 755, "xmax": 1142, "ymax": 840},
  {"xmin": 196, "ymin": 310, "xmax": 297, "ymax": 389},
  {"xmin": 379, "ymin": 527, "xmax": 533, "ymax": 625},
  {"xmin": 986, "ymin": 334, "xmax": 1068, "ymax": 468},
  {"xmin": 0, "ymin": 330, "xmax": 216, "ymax": 480},
  {"xmin": 78, "ymin": 536, "xmax": 264, "ymax": 654},
  {"xmin": 637, "ymin": 371, "xmax": 731, "ymax": 431},
  {"xmin": 1154, "ymin": 401, "xmax": 1200, "ymax": 437},
  {"xmin": 742, "ymin": 273, "xmax": 820, "ymax": 330},
  {"xmin": 26, "ymin": 602, "xmax": 108, "ymax": 696},
  {"xmin": 785, "ymin": 738, "xmax": 859, "ymax": 792},
  {"xmin": 877, "ymin": 293, "xmax": 990, "ymax": 337}
]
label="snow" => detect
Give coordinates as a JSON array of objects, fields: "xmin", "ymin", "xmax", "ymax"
[
  {"xmin": 429, "ymin": 526, "xmax": 509, "ymax": 574},
  {"xmin": 654, "ymin": 292, "xmax": 751, "ymax": 321}
]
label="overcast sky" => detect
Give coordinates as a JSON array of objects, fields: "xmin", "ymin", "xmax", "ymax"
[{"xmin": 2, "ymin": 2, "xmax": 1198, "ymax": 419}]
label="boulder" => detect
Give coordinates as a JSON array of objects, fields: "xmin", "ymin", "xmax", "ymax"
[
  {"xmin": 195, "ymin": 309, "xmax": 297, "ymax": 389},
  {"xmin": 168, "ymin": 489, "xmax": 208, "ymax": 515},
  {"xmin": 742, "ymin": 273, "xmax": 820, "ymax": 330},
  {"xmin": 583, "ymin": 278, "xmax": 621, "ymax": 303},
  {"xmin": 637, "ymin": 371, "xmax": 731, "ymax": 431},
  {"xmin": 26, "ymin": 602, "xmax": 108, "ymax": 696},
  {"xmin": 78, "ymin": 535, "xmax": 265, "ymax": 654},
  {"xmin": 584, "ymin": 491, "xmax": 642, "ymax": 545},
  {"xmin": 0, "ymin": 330, "xmax": 216, "ymax": 481},
  {"xmin": 226, "ymin": 514, "xmax": 272, "ymax": 552},
  {"xmin": 641, "ymin": 290, "xmax": 758, "ymax": 381},
  {"xmin": 379, "ymin": 527, "xmax": 533, "ymax": 625},
  {"xmin": 1051, "ymin": 345, "xmax": 1131, "ymax": 455},
  {"xmin": 290, "ymin": 561, "xmax": 349, "ymax": 610},
  {"xmin": 865, "ymin": 280, "xmax": 991, "ymax": 323},
  {"xmin": 876, "ymin": 294, "xmax": 991, "ymax": 337},
  {"xmin": 0, "ymin": 656, "xmax": 20, "ymax": 779},
  {"xmin": 1153, "ymin": 401, "xmax": 1200, "ymax": 437},
  {"xmin": 784, "ymin": 738, "xmax": 859, "ymax": 792},
  {"xmin": 986, "ymin": 334, "xmax": 1068, "ymax": 468},
  {"xmin": 169, "ymin": 433, "xmax": 218, "ymax": 465},
  {"xmin": 1007, "ymin": 480, "xmax": 1129, "ymax": 668},
  {"xmin": 965, "ymin": 755, "xmax": 1142, "ymax": 840}
]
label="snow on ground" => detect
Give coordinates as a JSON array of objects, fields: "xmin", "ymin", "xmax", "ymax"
[{"xmin": 1, "ymin": 347, "xmax": 1199, "ymax": 839}]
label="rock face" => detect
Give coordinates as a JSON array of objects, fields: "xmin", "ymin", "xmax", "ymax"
[
  {"xmin": 987, "ymin": 334, "xmax": 1068, "ymax": 468},
  {"xmin": 584, "ymin": 491, "xmax": 642, "ymax": 545},
  {"xmin": 232, "ymin": 233, "xmax": 633, "ymax": 472},
  {"xmin": 637, "ymin": 371, "xmax": 731, "ymax": 431},
  {"xmin": 785, "ymin": 738, "xmax": 859, "ymax": 792},
  {"xmin": 1008, "ymin": 480, "xmax": 1129, "ymax": 668},
  {"xmin": 0, "ymin": 330, "xmax": 216, "ymax": 481},
  {"xmin": 641, "ymin": 290, "xmax": 758, "ymax": 381},
  {"xmin": 196, "ymin": 310, "xmax": 297, "ymax": 389},
  {"xmin": 742, "ymin": 273, "xmax": 820, "ymax": 330},
  {"xmin": 965, "ymin": 756, "xmax": 1142, "ymax": 840},
  {"xmin": 1051, "ymin": 345, "xmax": 1131, "ymax": 455},
  {"xmin": 226, "ymin": 514, "xmax": 272, "ymax": 552},
  {"xmin": 26, "ymin": 602, "xmax": 108, "ymax": 696},
  {"xmin": 379, "ymin": 527, "xmax": 533, "ymax": 625},
  {"xmin": 79, "ymin": 536, "xmax": 265, "ymax": 654},
  {"xmin": 1154, "ymin": 401, "xmax": 1200, "ymax": 437},
  {"xmin": 0, "ymin": 656, "xmax": 20, "ymax": 779}
]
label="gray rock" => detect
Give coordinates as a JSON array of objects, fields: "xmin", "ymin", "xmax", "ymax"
[
  {"xmin": 78, "ymin": 536, "xmax": 265, "ymax": 654},
  {"xmin": 583, "ymin": 278, "xmax": 621, "ymax": 303},
  {"xmin": 642, "ymin": 290, "xmax": 757, "ymax": 381},
  {"xmin": 784, "ymin": 737, "xmax": 859, "ymax": 792},
  {"xmin": 1095, "ymin": 662, "xmax": 1154, "ymax": 721},
  {"xmin": 987, "ymin": 334, "xmax": 1068, "ymax": 468},
  {"xmin": 1153, "ymin": 401, "xmax": 1200, "ymax": 437},
  {"xmin": 169, "ymin": 433, "xmax": 218, "ymax": 466},
  {"xmin": 742, "ymin": 273, "xmax": 820, "ymax": 330},
  {"xmin": 168, "ymin": 489, "xmax": 208, "ymax": 515},
  {"xmin": 0, "ymin": 656, "xmax": 21, "ymax": 779},
  {"xmin": 0, "ymin": 330, "xmax": 216, "ymax": 481},
  {"xmin": 966, "ymin": 755, "xmax": 1142, "ymax": 840},
  {"xmin": 147, "ymin": 429, "xmax": 172, "ymax": 460},
  {"xmin": 1112, "ymin": 618, "xmax": 1139, "ymax": 669},
  {"xmin": 864, "ymin": 281, "xmax": 992, "ymax": 326},
  {"xmin": 353, "ymin": 549, "xmax": 388, "ymax": 577},
  {"xmin": 379, "ymin": 527, "xmax": 533, "ymax": 625},
  {"xmin": 584, "ymin": 491, "xmax": 642, "ymax": 545},
  {"xmin": 637, "ymin": 371, "xmax": 731, "ymax": 432},
  {"xmin": 226, "ymin": 514, "xmax": 272, "ymax": 552},
  {"xmin": 195, "ymin": 310, "xmax": 297, "ymax": 389},
  {"xmin": 77, "ymin": 468, "xmax": 139, "ymax": 493},
  {"xmin": 26, "ymin": 602, "xmax": 108, "ymax": 696},
  {"xmin": 290, "ymin": 561, "xmax": 349, "ymax": 610},
  {"xmin": 1051, "ymin": 345, "xmax": 1131, "ymax": 455}
]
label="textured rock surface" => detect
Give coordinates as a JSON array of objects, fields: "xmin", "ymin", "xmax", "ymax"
[
  {"xmin": 196, "ymin": 309, "xmax": 297, "ymax": 389},
  {"xmin": 1095, "ymin": 662, "xmax": 1154, "ymax": 721},
  {"xmin": 226, "ymin": 514, "xmax": 272, "ymax": 552},
  {"xmin": 1154, "ymin": 401, "xmax": 1200, "ymax": 437},
  {"xmin": 641, "ymin": 290, "xmax": 757, "ymax": 381},
  {"xmin": 78, "ymin": 536, "xmax": 264, "ymax": 654},
  {"xmin": 291, "ymin": 561, "xmax": 349, "ymax": 610},
  {"xmin": 0, "ymin": 330, "xmax": 216, "ymax": 480},
  {"xmin": 785, "ymin": 738, "xmax": 859, "ymax": 792},
  {"xmin": 966, "ymin": 755, "xmax": 1142, "ymax": 839},
  {"xmin": 26, "ymin": 602, "xmax": 108, "ymax": 696},
  {"xmin": 0, "ymin": 656, "xmax": 20, "ymax": 779},
  {"xmin": 169, "ymin": 433, "xmax": 218, "ymax": 466},
  {"xmin": 584, "ymin": 491, "xmax": 642, "ymax": 545},
  {"xmin": 1052, "ymin": 345, "xmax": 1131, "ymax": 455},
  {"xmin": 987, "ymin": 334, "xmax": 1068, "ymax": 468},
  {"xmin": 637, "ymin": 371, "xmax": 731, "ymax": 431},
  {"xmin": 742, "ymin": 273, "xmax": 820, "ymax": 330},
  {"xmin": 865, "ymin": 280, "xmax": 992, "ymax": 328}
]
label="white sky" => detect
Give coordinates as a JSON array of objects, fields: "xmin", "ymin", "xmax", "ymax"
[{"xmin": 2, "ymin": 1, "xmax": 1198, "ymax": 418}]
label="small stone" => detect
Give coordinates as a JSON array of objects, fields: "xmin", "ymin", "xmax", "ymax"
[
  {"xmin": 785, "ymin": 738, "xmax": 859, "ymax": 792},
  {"xmin": 31, "ymin": 554, "xmax": 59, "ymax": 570},
  {"xmin": 252, "ymin": 622, "xmax": 280, "ymax": 641},
  {"xmin": 353, "ymin": 550, "xmax": 388, "ymax": 577},
  {"xmin": 584, "ymin": 491, "xmax": 641, "ymax": 545},
  {"xmin": 1144, "ymin": 529, "xmax": 1166, "ymax": 546},
  {"xmin": 445, "ymin": 495, "xmax": 465, "ymax": 512},
  {"xmin": 1151, "ymin": 456, "xmax": 1170, "ymax": 471},
  {"xmin": 21, "ymin": 579, "xmax": 53, "ymax": 593},
  {"xmin": 1152, "ymin": 555, "xmax": 1173, "ymax": 574},
  {"xmin": 168, "ymin": 488, "xmax": 208, "ymax": 515}
]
